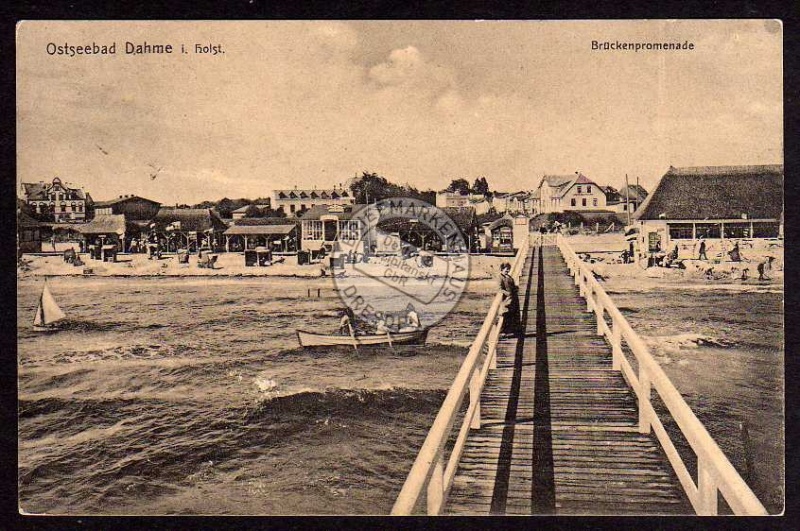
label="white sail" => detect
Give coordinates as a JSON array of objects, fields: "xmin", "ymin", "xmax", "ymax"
[{"xmin": 34, "ymin": 282, "xmax": 66, "ymax": 326}]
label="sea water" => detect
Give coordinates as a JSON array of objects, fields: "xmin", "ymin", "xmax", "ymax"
[{"xmin": 18, "ymin": 276, "xmax": 783, "ymax": 514}]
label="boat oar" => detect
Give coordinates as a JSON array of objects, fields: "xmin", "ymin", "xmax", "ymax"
[
  {"xmin": 348, "ymin": 323, "xmax": 359, "ymax": 352},
  {"xmin": 386, "ymin": 330, "xmax": 395, "ymax": 353}
]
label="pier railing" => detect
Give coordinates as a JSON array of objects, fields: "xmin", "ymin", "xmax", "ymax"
[
  {"xmin": 391, "ymin": 234, "xmax": 531, "ymax": 515},
  {"xmin": 556, "ymin": 234, "xmax": 767, "ymax": 516}
]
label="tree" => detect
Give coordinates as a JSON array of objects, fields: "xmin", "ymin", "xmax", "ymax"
[
  {"xmin": 472, "ymin": 176, "xmax": 490, "ymax": 195},
  {"xmin": 350, "ymin": 172, "xmax": 394, "ymax": 203},
  {"xmin": 446, "ymin": 178, "xmax": 471, "ymax": 194}
]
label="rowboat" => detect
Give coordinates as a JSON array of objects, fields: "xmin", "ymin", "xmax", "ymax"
[
  {"xmin": 296, "ymin": 327, "xmax": 429, "ymax": 348},
  {"xmin": 33, "ymin": 279, "xmax": 66, "ymax": 332}
]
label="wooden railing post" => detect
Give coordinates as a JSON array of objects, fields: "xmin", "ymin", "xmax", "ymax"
[
  {"xmin": 426, "ymin": 454, "xmax": 445, "ymax": 515},
  {"xmin": 611, "ymin": 317, "xmax": 622, "ymax": 371},
  {"xmin": 638, "ymin": 365, "xmax": 652, "ymax": 434},
  {"xmin": 595, "ymin": 298, "xmax": 604, "ymax": 336},
  {"xmin": 585, "ymin": 278, "xmax": 594, "ymax": 312},
  {"xmin": 488, "ymin": 333, "xmax": 498, "ymax": 370},
  {"xmin": 697, "ymin": 458, "xmax": 719, "ymax": 516},
  {"xmin": 470, "ymin": 366, "xmax": 481, "ymax": 429}
]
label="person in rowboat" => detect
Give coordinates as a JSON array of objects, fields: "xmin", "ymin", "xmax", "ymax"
[
  {"xmin": 399, "ymin": 304, "xmax": 421, "ymax": 332},
  {"xmin": 339, "ymin": 308, "xmax": 357, "ymax": 335}
]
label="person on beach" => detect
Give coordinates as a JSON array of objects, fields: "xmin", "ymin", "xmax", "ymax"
[
  {"xmin": 499, "ymin": 262, "xmax": 521, "ymax": 338},
  {"xmin": 757, "ymin": 256, "xmax": 775, "ymax": 281},
  {"xmin": 728, "ymin": 241, "xmax": 741, "ymax": 262},
  {"xmin": 741, "ymin": 268, "xmax": 749, "ymax": 281},
  {"xmin": 697, "ymin": 237, "xmax": 708, "ymax": 260}
]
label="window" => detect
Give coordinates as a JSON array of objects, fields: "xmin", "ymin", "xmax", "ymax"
[
  {"xmin": 290, "ymin": 204, "xmax": 296, "ymax": 213},
  {"xmin": 339, "ymin": 220, "xmax": 361, "ymax": 242},
  {"xmin": 695, "ymin": 223, "xmax": 721, "ymax": 239},
  {"xmin": 582, "ymin": 198, "xmax": 587, "ymax": 207},
  {"xmin": 724, "ymin": 223, "xmax": 751, "ymax": 239},
  {"xmin": 577, "ymin": 186, "xmax": 582, "ymax": 194},
  {"xmin": 752, "ymin": 222, "xmax": 780, "ymax": 238},
  {"xmin": 587, "ymin": 186, "xmax": 592, "ymax": 193},
  {"xmin": 592, "ymin": 198, "xmax": 598, "ymax": 207},
  {"xmin": 304, "ymin": 220, "xmax": 323, "ymax": 240},
  {"xmin": 668, "ymin": 223, "xmax": 694, "ymax": 239},
  {"xmin": 570, "ymin": 198, "xmax": 576, "ymax": 207},
  {"xmin": 300, "ymin": 204, "xmax": 306, "ymax": 211}
]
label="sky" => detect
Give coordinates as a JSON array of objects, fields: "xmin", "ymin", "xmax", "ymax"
[{"xmin": 16, "ymin": 20, "xmax": 783, "ymax": 205}]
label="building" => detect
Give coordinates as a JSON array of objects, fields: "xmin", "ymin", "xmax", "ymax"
[
  {"xmin": 612, "ymin": 184, "xmax": 649, "ymax": 214},
  {"xmin": 152, "ymin": 208, "xmax": 229, "ymax": 252},
  {"xmin": 492, "ymin": 191, "xmax": 533, "ymax": 215},
  {"xmin": 435, "ymin": 191, "xmax": 487, "ymax": 209},
  {"xmin": 633, "ymin": 164, "xmax": 783, "ymax": 262},
  {"xmin": 272, "ymin": 186, "xmax": 354, "ymax": 217},
  {"xmin": 20, "ymin": 177, "xmax": 93, "ymax": 222},
  {"xmin": 93, "ymin": 195, "xmax": 162, "ymax": 220},
  {"xmin": 223, "ymin": 218, "xmax": 299, "ymax": 252},
  {"xmin": 17, "ymin": 210, "xmax": 42, "ymax": 255},
  {"xmin": 300, "ymin": 204, "xmax": 368, "ymax": 256},
  {"xmin": 532, "ymin": 173, "xmax": 607, "ymax": 214},
  {"xmin": 484, "ymin": 213, "xmax": 531, "ymax": 253},
  {"xmin": 231, "ymin": 203, "xmax": 272, "ymax": 220},
  {"xmin": 76, "ymin": 214, "xmax": 129, "ymax": 258},
  {"xmin": 377, "ymin": 206, "xmax": 479, "ymax": 253}
]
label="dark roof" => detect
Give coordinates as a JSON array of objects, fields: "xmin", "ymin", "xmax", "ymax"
[
  {"xmin": 224, "ymin": 224, "xmax": 297, "ymax": 236},
  {"xmin": 300, "ymin": 204, "xmax": 366, "ymax": 221},
  {"xmin": 76, "ymin": 214, "xmax": 127, "ymax": 235},
  {"xmin": 232, "ymin": 217, "xmax": 296, "ymax": 226},
  {"xmin": 618, "ymin": 184, "xmax": 648, "ymax": 203},
  {"xmin": 22, "ymin": 179, "xmax": 86, "ymax": 200},
  {"xmin": 488, "ymin": 214, "xmax": 514, "ymax": 231},
  {"xmin": 17, "ymin": 210, "xmax": 40, "ymax": 227},
  {"xmin": 440, "ymin": 207, "xmax": 477, "ymax": 231},
  {"xmin": 93, "ymin": 195, "xmax": 161, "ymax": 208},
  {"xmin": 377, "ymin": 206, "xmax": 476, "ymax": 235},
  {"xmin": 154, "ymin": 208, "xmax": 228, "ymax": 232},
  {"xmin": 634, "ymin": 165, "xmax": 783, "ymax": 221}
]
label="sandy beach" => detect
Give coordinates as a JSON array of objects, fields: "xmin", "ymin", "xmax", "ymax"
[{"xmin": 18, "ymin": 250, "xmax": 511, "ymax": 281}]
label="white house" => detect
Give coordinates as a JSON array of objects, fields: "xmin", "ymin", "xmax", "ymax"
[
  {"xmin": 532, "ymin": 173, "xmax": 607, "ymax": 214},
  {"xmin": 273, "ymin": 186, "xmax": 354, "ymax": 217}
]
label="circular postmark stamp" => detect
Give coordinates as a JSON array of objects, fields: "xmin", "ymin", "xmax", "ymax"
[{"xmin": 332, "ymin": 198, "xmax": 471, "ymax": 332}]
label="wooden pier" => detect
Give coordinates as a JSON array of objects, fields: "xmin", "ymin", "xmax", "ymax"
[
  {"xmin": 392, "ymin": 236, "xmax": 767, "ymax": 516},
  {"xmin": 445, "ymin": 245, "xmax": 687, "ymax": 514}
]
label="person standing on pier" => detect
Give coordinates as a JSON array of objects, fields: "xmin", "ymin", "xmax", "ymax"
[{"xmin": 499, "ymin": 262, "xmax": 521, "ymax": 338}]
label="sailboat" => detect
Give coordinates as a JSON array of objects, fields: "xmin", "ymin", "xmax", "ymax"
[{"xmin": 33, "ymin": 280, "xmax": 66, "ymax": 332}]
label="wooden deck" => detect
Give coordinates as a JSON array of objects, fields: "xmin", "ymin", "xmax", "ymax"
[{"xmin": 445, "ymin": 245, "xmax": 691, "ymax": 515}]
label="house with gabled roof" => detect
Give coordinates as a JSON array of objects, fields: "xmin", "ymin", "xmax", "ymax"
[
  {"xmin": 632, "ymin": 164, "xmax": 783, "ymax": 261},
  {"xmin": 532, "ymin": 173, "xmax": 607, "ymax": 215},
  {"xmin": 20, "ymin": 177, "xmax": 93, "ymax": 222}
]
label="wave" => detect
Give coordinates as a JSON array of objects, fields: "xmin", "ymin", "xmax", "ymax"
[
  {"xmin": 19, "ymin": 386, "xmax": 445, "ymax": 514},
  {"xmin": 245, "ymin": 387, "xmax": 446, "ymax": 421},
  {"xmin": 644, "ymin": 333, "xmax": 740, "ymax": 358}
]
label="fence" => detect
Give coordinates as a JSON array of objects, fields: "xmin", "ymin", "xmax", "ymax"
[
  {"xmin": 390, "ymin": 234, "xmax": 531, "ymax": 515},
  {"xmin": 556, "ymin": 234, "xmax": 767, "ymax": 516}
]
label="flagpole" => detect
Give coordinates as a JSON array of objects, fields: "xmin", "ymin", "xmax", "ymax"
[{"xmin": 625, "ymin": 173, "xmax": 631, "ymax": 226}]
